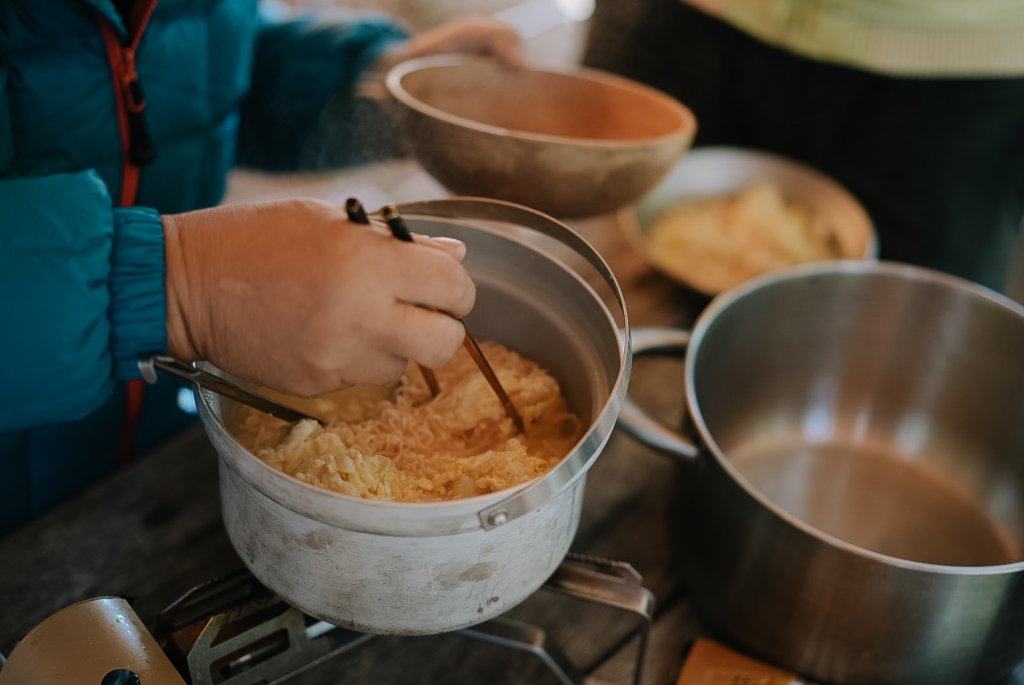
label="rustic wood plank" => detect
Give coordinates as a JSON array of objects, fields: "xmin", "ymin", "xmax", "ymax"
[{"xmin": 0, "ymin": 428, "xmax": 239, "ymax": 654}]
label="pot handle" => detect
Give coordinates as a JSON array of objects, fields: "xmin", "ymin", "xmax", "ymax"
[{"xmin": 616, "ymin": 327, "xmax": 700, "ymax": 462}]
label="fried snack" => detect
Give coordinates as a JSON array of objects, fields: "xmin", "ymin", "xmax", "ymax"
[
  {"xmin": 231, "ymin": 341, "xmax": 581, "ymax": 502},
  {"xmin": 647, "ymin": 182, "xmax": 840, "ymax": 293}
]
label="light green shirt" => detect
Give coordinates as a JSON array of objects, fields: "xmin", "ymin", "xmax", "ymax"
[{"xmin": 685, "ymin": 0, "xmax": 1024, "ymax": 76}]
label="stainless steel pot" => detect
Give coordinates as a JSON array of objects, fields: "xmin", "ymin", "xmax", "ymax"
[
  {"xmin": 197, "ymin": 199, "xmax": 631, "ymax": 635},
  {"xmin": 618, "ymin": 261, "xmax": 1024, "ymax": 685}
]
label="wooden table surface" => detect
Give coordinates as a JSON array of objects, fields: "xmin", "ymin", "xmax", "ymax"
[{"xmin": 0, "ymin": 196, "xmax": 718, "ymax": 684}]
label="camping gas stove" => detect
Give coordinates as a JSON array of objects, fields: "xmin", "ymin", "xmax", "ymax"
[{"xmin": 0, "ymin": 554, "xmax": 653, "ymax": 685}]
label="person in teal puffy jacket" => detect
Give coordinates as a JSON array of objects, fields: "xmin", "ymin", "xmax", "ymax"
[{"xmin": 0, "ymin": 0, "xmax": 522, "ymax": 535}]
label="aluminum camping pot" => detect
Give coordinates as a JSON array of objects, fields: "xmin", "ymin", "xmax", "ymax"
[
  {"xmin": 197, "ymin": 198, "xmax": 630, "ymax": 635},
  {"xmin": 617, "ymin": 261, "xmax": 1024, "ymax": 685}
]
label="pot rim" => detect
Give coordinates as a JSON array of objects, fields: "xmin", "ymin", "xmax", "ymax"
[
  {"xmin": 685, "ymin": 259, "xmax": 1024, "ymax": 575},
  {"xmin": 385, "ymin": 54, "xmax": 697, "ymax": 149},
  {"xmin": 198, "ymin": 198, "xmax": 631, "ymax": 534}
]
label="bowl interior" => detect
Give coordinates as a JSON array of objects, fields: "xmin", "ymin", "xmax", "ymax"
[
  {"xmin": 394, "ymin": 59, "xmax": 693, "ymax": 143},
  {"xmin": 622, "ymin": 147, "xmax": 877, "ymax": 294}
]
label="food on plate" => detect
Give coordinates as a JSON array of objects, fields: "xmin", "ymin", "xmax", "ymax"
[
  {"xmin": 646, "ymin": 182, "xmax": 840, "ymax": 292},
  {"xmin": 231, "ymin": 341, "xmax": 581, "ymax": 502}
]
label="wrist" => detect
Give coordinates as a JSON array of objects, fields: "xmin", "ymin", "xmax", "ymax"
[{"xmin": 163, "ymin": 213, "xmax": 203, "ymax": 361}]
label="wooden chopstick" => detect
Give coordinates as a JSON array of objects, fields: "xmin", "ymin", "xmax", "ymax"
[
  {"xmin": 461, "ymin": 329, "xmax": 526, "ymax": 433},
  {"xmin": 346, "ymin": 198, "xmax": 440, "ymax": 399},
  {"xmin": 380, "ymin": 204, "xmax": 524, "ymax": 432}
]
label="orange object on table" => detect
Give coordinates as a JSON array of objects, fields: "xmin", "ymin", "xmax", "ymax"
[{"xmin": 677, "ymin": 639, "xmax": 815, "ymax": 685}]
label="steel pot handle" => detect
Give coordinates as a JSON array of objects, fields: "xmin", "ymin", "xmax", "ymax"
[
  {"xmin": 395, "ymin": 198, "xmax": 632, "ymax": 531},
  {"xmin": 616, "ymin": 327, "xmax": 699, "ymax": 462}
]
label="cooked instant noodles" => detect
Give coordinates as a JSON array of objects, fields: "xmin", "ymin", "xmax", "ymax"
[{"xmin": 231, "ymin": 341, "xmax": 581, "ymax": 501}]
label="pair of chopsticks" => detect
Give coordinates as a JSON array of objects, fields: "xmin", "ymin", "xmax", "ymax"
[
  {"xmin": 345, "ymin": 198, "xmax": 525, "ymax": 433},
  {"xmin": 346, "ymin": 198, "xmax": 440, "ymax": 396}
]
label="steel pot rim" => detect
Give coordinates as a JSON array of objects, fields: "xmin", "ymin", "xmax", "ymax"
[{"xmin": 684, "ymin": 259, "xmax": 1024, "ymax": 575}]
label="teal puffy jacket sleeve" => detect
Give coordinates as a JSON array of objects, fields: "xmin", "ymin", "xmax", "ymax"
[
  {"xmin": 0, "ymin": 171, "xmax": 166, "ymax": 432},
  {"xmin": 237, "ymin": 13, "xmax": 409, "ymax": 170},
  {"xmin": 0, "ymin": 10, "xmax": 408, "ymax": 433}
]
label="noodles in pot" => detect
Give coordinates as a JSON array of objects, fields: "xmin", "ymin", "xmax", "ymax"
[{"xmin": 231, "ymin": 341, "xmax": 581, "ymax": 501}]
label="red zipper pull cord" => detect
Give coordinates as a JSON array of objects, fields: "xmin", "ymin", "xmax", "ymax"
[
  {"xmin": 120, "ymin": 48, "xmax": 156, "ymax": 167},
  {"xmin": 97, "ymin": 0, "xmax": 160, "ymax": 467}
]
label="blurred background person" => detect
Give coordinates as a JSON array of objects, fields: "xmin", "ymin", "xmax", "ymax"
[{"xmin": 584, "ymin": 0, "xmax": 1024, "ymax": 292}]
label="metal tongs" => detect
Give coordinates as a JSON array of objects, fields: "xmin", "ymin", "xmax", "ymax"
[
  {"xmin": 138, "ymin": 356, "xmax": 325, "ymax": 424},
  {"xmin": 348, "ymin": 198, "xmax": 525, "ymax": 433}
]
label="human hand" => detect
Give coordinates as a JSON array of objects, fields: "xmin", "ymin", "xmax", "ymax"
[
  {"xmin": 379, "ymin": 16, "xmax": 524, "ymax": 71},
  {"xmin": 162, "ymin": 198, "xmax": 475, "ymax": 396}
]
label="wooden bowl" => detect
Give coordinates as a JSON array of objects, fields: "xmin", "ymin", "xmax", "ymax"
[{"xmin": 386, "ymin": 56, "xmax": 696, "ymax": 218}]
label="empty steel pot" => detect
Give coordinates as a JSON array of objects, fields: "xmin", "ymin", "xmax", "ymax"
[{"xmin": 618, "ymin": 261, "xmax": 1024, "ymax": 684}]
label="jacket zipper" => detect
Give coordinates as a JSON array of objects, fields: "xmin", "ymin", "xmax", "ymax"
[
  {"xmin": 98, "ymin": 0, "xmax": 160, "ymax": 465},
  {"xmin": 99, "ymin": 0, "xmax": 159, "ymax": 206}
]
